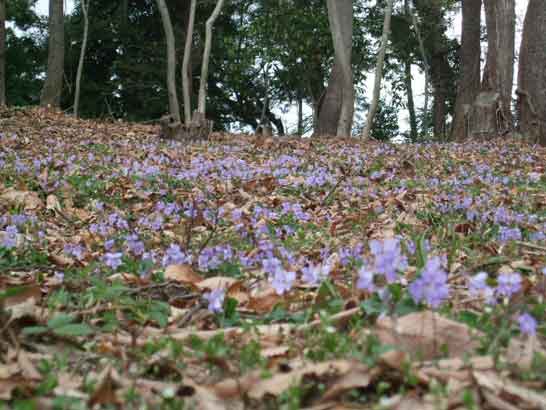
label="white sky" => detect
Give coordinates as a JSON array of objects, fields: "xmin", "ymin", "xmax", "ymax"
[
  {"xmin": 35, "ymin": 0, "xmax": 74, "ymax": 15},
  {"xmin": 34, "ymin": 0, "xmax": 529, "ymax": 135}
]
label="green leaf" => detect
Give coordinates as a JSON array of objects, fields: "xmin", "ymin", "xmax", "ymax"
[
  {"xmin": 361, "ymin": 297, "xmax": 384, "ymax": 316},
  {"xmin": 53, "ymin": 323, "xmax": 93, "ymax": 337},
  {"xmin": 22, "ymin": 326, "xmax": 49, "ymax": 336},
  {"xmin": 47, "ymin": 314, "xmax": 75, "ymax": 329},
  {"xmin": 0, "ymin": 286, "xmax": 28, "ymax": 301}
]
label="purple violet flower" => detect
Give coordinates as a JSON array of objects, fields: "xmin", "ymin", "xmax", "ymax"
[
  {"xmin": 369, "ymin": 238, "xmax": 408, "ymax": 283},
  {"xmin": 518, "ymin": 312, "xmax": 537, "ymax": 336},
  {"xmin": 356, "ymin": 265, "xmax": 375, "ymax": 292},
  {"xmin": 162, "ymin": 244, "xmax": 191, "ymax": 267},
  {"xmin": 409, "ymin": 255, "xmax": 450, "ymax": 308},
  {"xmin": 103, "ymin": 252, "xmax": 123, "ymax": 270},
  {"xmin": 496, "ymin": 272, "xmax": 521, "ymax": 298},
  {"xmin": 1, "ymin": 225, "xmax": 18, "ymax": 249},
  {"xmin": 301, "ymin": 262, "xmax": 331, "ymax": 286},
  {"xmin": 204, "ymin": 288, "xmax": 225, "ymax": 313}
]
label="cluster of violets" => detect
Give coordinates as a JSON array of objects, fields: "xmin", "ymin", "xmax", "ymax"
[
  {"xmin": 469, "ymin": 270, "xmax": 539, "ymax": 335},
  {"xmin": 1, "ymin": 130, "xmax": 545, "ymax": 336}
]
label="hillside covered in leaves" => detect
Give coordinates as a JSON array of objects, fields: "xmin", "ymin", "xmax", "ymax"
[{"xmin": 1, "ymin": 108, "xmax": 545, "ymax": 409}]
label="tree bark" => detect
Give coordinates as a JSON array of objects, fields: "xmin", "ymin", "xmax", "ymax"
[
  {"xmin": 404, "ymin": 60, "xmax": 418, "ymax": 141},
  {"xmin": 297, "ymin": 96, "xmax": 303, "ymax": 136},
  {"xmin": 430, "ymin": 53, "xmax": 451, "ymax": 139},
  {"xmin": 74, "ymin": 0, "xmax": 90, "ymax": 118},
  {"xmin": 156, "ymin": 0, "xmax": 181, "ymax": 123},
  {"xmin": 182, "ymin": 0, "xmax": 196, "ymax": 125},
  {"xmin": 413, "ymin": 0, "xmax": 455, "ymax": 140},
  {"xmin": 315, "ymin": 61, "xmax": 343, "ymax": 136},
  {"xmin": 517, "ymin": 0, "xmax": 546, "ymax": 146},
  {"xmin": 40, "ymin": 0, "xmax": 65, "ymax": 108},
  {"xmin": 197, "ymin": 0, "xmax": 225, "ymax": 115},
  {"xmin": 326, "ymin": 0, "xmax": 354, "ymax": 137},
  {"xmin": 483, "ymin": 0, "xmax": 515, "ymax": 128},
  {"xmin": 362, "ymin": 0, "xmax": 394, "ymax": 140},
  {"xmin": 316, "ymin": 0, "xmax": 353, "ymax": 137},
  {"xmin": 410, "ymin": 6, "xmax": 430, "ymax": 137},
  {"xmin": 452, "ymin": 0, "xmax": 481, "ymax": 141},
  {"xmin": 0, "ymin": 0, "xmax": 5, "ymax": 106}
]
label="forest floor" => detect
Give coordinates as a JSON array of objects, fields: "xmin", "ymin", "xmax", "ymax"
[{"xmin": 0, "ymin": 107, "xmax": 545, "ymax": 410}]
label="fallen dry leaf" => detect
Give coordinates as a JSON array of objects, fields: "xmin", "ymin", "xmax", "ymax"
[
  {"xmin": 0, "ymin": 189, "xmax": 43, "ymax": 210},
  {"xmin": 165, "ymin": 264, "xmax": 204, "ymax": 284},
  {"xmin": 375, "ymin": 311, "xmax": 483, "ymax": 360}
]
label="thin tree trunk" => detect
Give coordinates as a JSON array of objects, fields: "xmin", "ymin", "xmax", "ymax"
[
  {"xmin": 483, "ymin": 0, "xmax": 515, "ymax": 128},
  {"xmin": 182, "ymin": 0, "xmax": 196, "ymax": 125},
  {"xmin": 482, "ymin": 0, "xmax": 497, "ymax": 90},
  {"xmin": 410, "ymin": 7, "xmax": 430, "ymax": 137},
  {"xmin": 403, "ymin": 0, "xmax": 417, "ymax": 141},
  {"xmin": 156, "ymin": 0, "xmax": 181, "ymax": 123},
  {"xmin": 297, "ymin": 96, "xmax": 303, "ymax": 136},
  {"xmin": 362, "ymin": 0, "xmax": 394, "ymax": 140},
  {"xmin": 404, "ymin": 60, "xmax": 418, "ymax": 141},
  {"xmin": 197, "ymin": 0, "xmax": 225, "ymax": 115},
  {"xmin": 452, "ymin": 0, "xmax": 482, "ymax": 141},
  {"xmin": 326, "ymin": 0, "xmax": 354, "ymax": 137},
  {"xmin": 41, "ymin": 0, "xmax": 65, "ymax": 108},
  {"xmin": 517, "ymin": 0, "xmax": 546, "ymax": 146},
  {"xmin": 74, "ymin": 0, "xmax": 90, "ymax": 118},
  {"xmin": 0, "ymin": 0, "xmax": 5, "ymax": 106}
]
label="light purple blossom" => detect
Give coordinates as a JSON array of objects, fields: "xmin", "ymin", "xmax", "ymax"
[
  {"xmin": 369, "ymin": 238, "xmax": 408, "ymax": 283},
  {"xmin": 469, "ymin": 272, "xmax": 489, "ymax": 296},
  {"xmin": 64, "ymin": 243, "xmax": 86, "ymax": 261},
  {"xmin": 409, "ymin": 256, "xmax": 450, "ymax": 308},
  {"xmin": 103, "ymin": 252, "xmax": 123, "ymax": 270},
  {"xmin": 301, "ymin": 262, "xmax": 331, "ymax": 286},
  {"xmin": 204, "ymin": 288, "xmax": 225, "ymax": 313},
  {"xmin": 126, "ymin": 234, "xmax": 145, "ymax": 255},
  {"xmin": 496, "ymin": 272, "xmax": 521, "ymax": 297},
  {"xmin": 356, "ymin": 265, "xmax": 375, "ymax": 292},
  {"xmin": 162, "ymin": 244, "xmax": 191, "ymax": 267},
  {"xmin": 269, "ymin": 266, "xmax": 295, "ymax": 295},
  {"xmin": 498, "ymin": 226, "xmax": 522, "ymax": 243},
  {"xmin": 104, "ymin": 239, "xmax": 115, "ymax": 251},
  {"xmin": 517, "ymin": 313, "xmax": 537, "ymax": 336},
  {"xmin": 262, "ymin": 257, "xmax": 282, "ymax": 275},
  {"xmin": 1, "ymin": 225, "xmax": 18, "ymax": 249},
  {"xmin": 469, "ymin": 272, "xmax": 496, "ymax": 304}
]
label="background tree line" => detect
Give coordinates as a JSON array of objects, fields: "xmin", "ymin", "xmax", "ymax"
[{"xmin": 0, "ymin": 0, "xmax": 544, "ymax": 144}]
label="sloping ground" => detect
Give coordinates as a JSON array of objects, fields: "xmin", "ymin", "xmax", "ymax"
[{"xmin": 0, "ymin": 107, "xmax": 545, "ymax": 409}]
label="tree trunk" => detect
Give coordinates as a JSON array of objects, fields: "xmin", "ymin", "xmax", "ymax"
[
  {"xmin": 482, "ymin": 0, "xmax": 497, "ymax": 90},
  {"xmin": 452, "ymin": 0, "xmax": 482, "ymax": 141},
  {"xmin": 74, "ymin": 0, "xmax": 90, "ymax": 118},
  {"xmin": 482, "ymin": 0, "xmax": 515, "ymax": 129},
  {"xmin": 0, "ymin": 0, "xmax": 5, "ymax": 106},
  {"xmin": 431, "ymin": 53, "xmax": 451, "ymax": 139},
  {"xmin": 40, "ymin": 0, "xmax": 65, "ymax": 108},
  {"xmin": 326, "ymin": 0, "xmax": 354, "ymax": 137},
  {"xmin": 297, "ymin": 96, "xmax": 303, "ymax": 136},
  {"xmin": 315, "ymin": 61, "xmax": 343, "ymax": 136},
  {"xmin": 410, "ymin": 6, "xmax": 430, "ymax": 137},
  {"xmin": 362, "ymin": 0, "xmax": 394, "ymax": 140},
  {"xmin": 517, "ymin": 0, "xmax": 546, "ymax": 146},
  {"xmin": 182, "ymin": 0, "xmax": 196, "ymax": 125},
  {"xmin": 413, "ymin": 0, "xmax": 455, "ymax": 140},
  {"xmin": 404, "ymin": 60, "xmax": 418, "ymax": 141},
  {"xmin": 156, "ymin": 0, "xmax": 181, "ymax": 123},
  {"xmin": 197, "ymin": 0, "xmax": 225, "ymax": 115}
]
